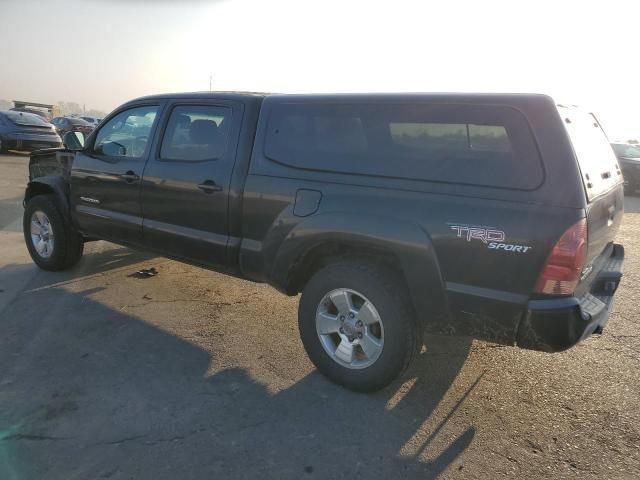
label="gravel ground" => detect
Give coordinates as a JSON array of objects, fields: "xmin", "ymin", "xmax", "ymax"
[{"xmin": 0, "ymin": 153, "xmax": 638, "ymax": 479}]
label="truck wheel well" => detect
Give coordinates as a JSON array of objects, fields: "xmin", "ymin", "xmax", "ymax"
[
  {"xmin": 287, "ymin": 242, "xmax": 408, "ymax": 295},
  {"xmin": 25, "ymin": 183, "xmax": 55, "ymax": 202}
]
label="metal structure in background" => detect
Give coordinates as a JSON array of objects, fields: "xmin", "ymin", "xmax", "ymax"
[{"xmin": 12, "ymin": 100, "xmax": 55, "ymax": 119}]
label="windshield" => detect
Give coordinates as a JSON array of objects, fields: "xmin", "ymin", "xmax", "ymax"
[
  {"xmin": 558, "ymin": 106, "xmax": 622, "ymax": 201},
  {"xmin": 612, "ymin": 143, "xmax": 640, "ymax": 159},
  {"xmin": 4, "ymin": 111, "xmax": 50, "ymax": 127}
]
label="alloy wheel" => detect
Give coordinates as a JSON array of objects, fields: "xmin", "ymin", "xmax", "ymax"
[
  {"xmin": 30, "ymin": 210, "xmax": 55, "ymax": 258},
  {"xmin": 315, "ymin": 288, "xmax": 384, "ymax": 369}
]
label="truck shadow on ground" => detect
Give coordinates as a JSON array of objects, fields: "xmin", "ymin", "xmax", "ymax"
[
  {"xmin": 0, "ymin": 261, "xmax": 475, "ymax": 480},
  {"xmin": 16, "ymin": 245, "xmax": 157, "ymax": 293},
  {"xmin": 0, "ymin": 196, "xmax": 25, "ymax": 231}
]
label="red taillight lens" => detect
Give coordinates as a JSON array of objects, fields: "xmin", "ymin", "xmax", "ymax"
[{"xmin": 534, "ymin": 218, "xmax": 588, "ymax": 296}]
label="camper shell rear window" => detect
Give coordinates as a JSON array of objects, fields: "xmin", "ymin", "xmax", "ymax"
[
  {"xmin": 264, "ymin": 102, "xmax": 544, "ymax": 189},
  {"xmin": 558, "ymin": 106, "xmax": 623, "ymax": 202}
]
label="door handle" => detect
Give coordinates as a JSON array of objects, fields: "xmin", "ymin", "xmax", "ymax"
[
  {"xmin": 197, "ymin": 180, "xmax": 223, "ymax": 193},
  {"xmin": 119, "ymin": 171, "xmax": 140, "ymax": 183}
]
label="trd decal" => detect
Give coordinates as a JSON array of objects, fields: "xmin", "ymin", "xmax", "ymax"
[
  {"xmin": 449, "ymin": 225, "xmax": 504, "ymax": 244},
  {"xmin": 449, "ymin": 224, "xmax": 532, "ymax": 254}
]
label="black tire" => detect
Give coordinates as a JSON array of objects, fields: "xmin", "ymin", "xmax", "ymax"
[
  {"xmin": 23, "ymin": 194, "xmax": 84, "ymax": 271},
  {"xmin": 298, "ymin": 260, "xmax": 418, "ymax": 392},
  {"xmin": 0, "ymin": 137, "xmax": 7, "ymax": 154}
]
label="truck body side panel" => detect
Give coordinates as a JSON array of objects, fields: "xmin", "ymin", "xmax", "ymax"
[{"xmin": 239, "ymin": 94, "xmax": 596, "ymax": 345}]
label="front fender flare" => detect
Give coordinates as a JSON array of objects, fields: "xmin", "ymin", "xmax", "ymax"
[{"xmin": 24, "ymin": 175, "xmax": 73, "ymax": 225}]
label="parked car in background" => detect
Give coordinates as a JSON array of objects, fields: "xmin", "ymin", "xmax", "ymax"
[
  {"xmin": 10, "ymin": 107, "xmax": 51, "ymax": 121},
  {"xmin": 611, "ymin": 143, "xmax": 640, "ymax": 194},
  {"xmin": 50, "ymin": 116, "xmax": 94, "ymax": 138},
  {"xmin": 0, "ymin": 110, "xmax": 62, "ymax": 153},
  {"xmin": 80, "ymin": 116, "xmax": 102, "ymax": 128}
]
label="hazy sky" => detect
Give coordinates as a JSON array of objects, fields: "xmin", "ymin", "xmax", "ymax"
[{"xmin": 1, "ymin": 0, "xmax": 639, "ymax": 140}]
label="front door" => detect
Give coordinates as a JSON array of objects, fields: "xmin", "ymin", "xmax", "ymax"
[
  {"xmin": 139, "ymin": 101, "xmax": 242, "ymax": 267},
  {"xmin": 69, "ymin": 103, "xmax": 162, "ymax": 244}
]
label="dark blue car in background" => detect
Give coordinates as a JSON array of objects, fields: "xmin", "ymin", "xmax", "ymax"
[
  {"xmin": 612, "ymin": 143, "xmax": 640, "ymax": 194},
  {"xmin": 0, "ymin": 110, "xmax": 62, "ymax": 154}
]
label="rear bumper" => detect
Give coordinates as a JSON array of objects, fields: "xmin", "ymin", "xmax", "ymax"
[{"xmin": 516, "ymin": 243, "xmax": 624, "ymax": 352}]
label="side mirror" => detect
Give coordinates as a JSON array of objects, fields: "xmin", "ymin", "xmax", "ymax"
[{"xmin": 63, "ymin": 131, "xmax": 85, "ymax": 150}]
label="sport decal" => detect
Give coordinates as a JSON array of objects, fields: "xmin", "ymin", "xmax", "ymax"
[{"xmin": 448, "ymin": 223, "xmax": 532, "ymax": 254}]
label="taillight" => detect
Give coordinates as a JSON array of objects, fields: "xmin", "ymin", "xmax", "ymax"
[{"xmin": 534, "ymin": 218, "xmax": 588, "ymax": 296}]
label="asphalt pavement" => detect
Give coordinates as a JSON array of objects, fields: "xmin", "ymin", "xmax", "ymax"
[{"xmin": 0, "ymin": 153, "xmax": 639, "ymax": 479}]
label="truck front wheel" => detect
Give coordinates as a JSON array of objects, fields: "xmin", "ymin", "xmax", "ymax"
[
  {"xmin": 298, "ymin": 260, "xmax": 418, "ymax": 392},
  {"xmin": 23, "ymin": 194, "xmax": 84, "ymax": 271}
]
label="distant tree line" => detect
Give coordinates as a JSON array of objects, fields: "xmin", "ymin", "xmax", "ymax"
[{"xmin": 52, "ymin": 101, "xmax": 106, "ymax": 119}]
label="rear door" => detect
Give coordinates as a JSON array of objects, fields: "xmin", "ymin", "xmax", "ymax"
[
  {"xmin": 559, "ymin": 106, "xmax": 624, "ymax": 281},
  {"xmin": 139, "ymin": 99, "xmax": 243, "ymax": 267},
  {"xmin": 70, "ymin": 103, "xmax": 162, "ymax": 244}
]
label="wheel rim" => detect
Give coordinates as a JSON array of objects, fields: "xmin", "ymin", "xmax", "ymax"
[
  {"xmin": 315, "ymin": 288, "xmax": 384, "ymax": 369},
  {"xmin": 30, "ymin": 210, "xmax": 55, "ymax": 259}
]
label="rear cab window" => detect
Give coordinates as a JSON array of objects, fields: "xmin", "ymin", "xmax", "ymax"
[
  {"xmin": 264, "ymin": 102, "xmax": 544, "ymax": 189},
  {"xmin": 558, "ymin": 106, "xmax": 622, "ymax": 202}
]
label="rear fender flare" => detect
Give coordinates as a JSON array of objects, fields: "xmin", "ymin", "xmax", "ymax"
[{"xmin": 270, "ymin": 212, "xmax": 451, "ymax": 327}]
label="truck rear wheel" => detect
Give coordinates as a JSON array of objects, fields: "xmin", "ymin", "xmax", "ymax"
[
  {"xmin": 24, "ymin": 194, "xmax": 84, "ymax": 271},
  {"xmin": 298, "ymin": 260, "xmax": 417, "ymax": 392}
]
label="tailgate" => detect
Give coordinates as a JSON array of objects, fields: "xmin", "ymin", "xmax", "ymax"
[
  {"xmin": 558, "ymin": 106, "xmax": 624, "ymax": 293},
  {"xmin": 584, "ymin": 185, "xmax": 624, "ymax": 266}
]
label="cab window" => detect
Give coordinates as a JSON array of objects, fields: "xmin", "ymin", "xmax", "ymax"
[
  {"xmin": 160, "ymin": 105, "xmax": 231, "ymax": 161},
  {"xmin": 93, "ymin": 106, "xmax": 159, "ymax": 158}
]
